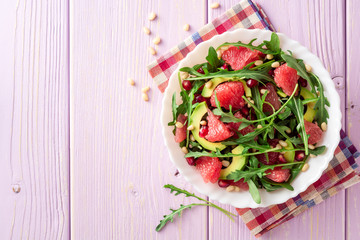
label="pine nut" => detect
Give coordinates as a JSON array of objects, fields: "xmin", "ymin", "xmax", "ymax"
[
  {"xmin": 250, "ymin": 100, "xmax": 255, "ymax": 104},
  {"xmin": 175, "ymin": 122, "xmax": 184, "ymax": 128},
  {"xmin": 210, "ymin": 2, "xmax": 220, "ymax": 9},
  {"xmin": 234, "ymin": 186, "xmax": 241, "ymax": 192},
  {"xmin": 285, "ymin": 128, "xmax": 292, "ymax": 134},
  {"xmin": 255, "ymin": 60, "xmax": 263, "ymax": 66},
  {"xmin": 301, "ymin": 163, "xmax": 309, "ymax": 172},
  {"xmin": 205, "ymin": 81, "xmax": 213, "ymax": 88},
  {"xmin": 309, "ymin": 154, "xmax": 316, "ymax": 158},
  {"xmin": 180, "ymin": 71, "xmax": 189, "ymax": 80},
  {"xmin": 257, "ymin": 125, "xmax": 263, "ymax": 129},
  {"xmin": 266, "ymin": 54, "xmax": 274, "ymax": 60},
  {"xmin": 187, "ymin": 125, "xmax": 194, "ymax": 131},
  {"xmin": 190, "ymin": 134, "xmax": 195, "ymax": 142},
  {"xmin": 128, "ymin": 78, "xmax": 135, "ymax": 86},
  {"xmin": 189, "ymin": 144, "xmax": 193, "ymax": 148},
  {"xmin": 321, "ymin": 122, "xmax": 327, "ymax": 131},
  {"xmin": 153, "ymin": 36, "xmax": 161, "ymax": 45},
  {"xmin": 226, "ymin": 185, "xmax": 235, "ymax": 192},
  {"xmin": 181, "ymin": 147, "xmax": 189, "ymax": 154},
  {"xmin": 148, "ymin": 12, "xmax": 157, "ymax": 21},
  {"xmin": 142, "ymin": 93, "xmax": 149, "ymax": 101},
  {"xmin": 183, "ymin": 23, "xmax": 190, "ymax": 31},
  {"xmin": 200, "ymin": 120, "xmax": 207, "ymax": 126},
  {"xmin": 279, "ymin": 140, "xmax": 288, "ymax": 147},
  {"xmin": 260, "ymin": 89, "xmax": 267, "ymax": 95},
  {"xmin": 271, "ymin": 62, "xmax": 280, "ymax": 68},
  {"xmin": 148, "ymin": 46, "xmax": 157, "ymax": 55},
  {"xmin": 305, "ymin": 64, "xmax": 312, "ymax": 72},
  {"xmin": 222, "ymin": 161, "xmax": 230, "ymax": 167},
  {"xmin": 308, "ymin": 144, "xmax": 315, "ymax": 150},
  {"xmin": 276, "ymin": 144, "xmax": 282, "ymax": 150},
  {"xmin": 143, "ymin": 26, "xmax": 151, "ymax": 35},
  {"xmin": 141, "ymin": 86, "xmax": 150, "ymax": 93}
]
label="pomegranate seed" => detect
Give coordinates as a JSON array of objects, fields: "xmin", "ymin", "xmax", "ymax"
[
  {"xmin": 278, "ymin": 154, "xmax": 287, "ymax": 163},
  {"xmin": 295, "ymin": 151, "xmax": 305, "ymax": 161},
  {"xmin": 240, "ymin": 107, "xmax": 249, "ymax": 116},
  {"xmin": 268, "ymin": 69, "xmax": 274, "ymax": 76},
  {"xmin": 218, "ymin": 180, "xmax": 230, "ymax": 188},
  {"xmin": 199, "ymin": 125, "xmax": 209, "ymax": 138},
  {"xmin": 186, "ymin": 157, "xmax": 196, "ymax": 166},
  {"xmin": 193, "ymin": 94, "xmax": 206, "ymax": 104},
  {"xmin": 299, "ymin": 78, "xmax": 308, "ymax": 87},
  {"xmin": 182, "ymin": 80, "xmax": 192, "ymax": 91},
  {"xmin": 246, "ymin": 79, "xmax": 258, "ymax": 88},
  {"xmin": 197, "ymin": 68, "xmax": 205, "ymax": 74},
  {"xmin": 220, "ymin": 63, "xmax": 228, "ymax": 70}
]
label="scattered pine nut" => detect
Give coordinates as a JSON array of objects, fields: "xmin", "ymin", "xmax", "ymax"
[
  {"xmin": 190, "ymin": 134, "xmax": 195, "ymax": 142},
  {"xmin": 271, "ymin": 62, "xmax": 280, "ymax": 68},
  {"xmin": 181, "ymin": 147, "xmax": 188, "ymax": 154},
  {"xmin": 142, "ymin": 93, "xmax": 149, "ymax": 102},
  {"xmin": 210, "ymin": 2, "xmax": 220, "ymax": 9},
  {"xmin": 285, "ymin": 128, "xmax": 292, "ymax": 134},
  {"xmin": 266, "ymin": 54, "xmax": 274, "ymax": 60},
  {"xmin": 180, "ymin": 71, "xmax": 189, "ymax": 80},
  {"xmin": 189, "ymin": 144, "xmax": 193, "ymax": 148},
  {"xmin": 143, "ymin": 26, "xmax": 151, "ymax": 35},
  {"xmin": 183, "ymin": 23, "xmax": 190, "ymax": 31},
  {"xmin": 222, "ymin": 161, "xmax": 230, "ymax": 167},
  {"xmin": 226, "ymin": 185, "xmax": 235, "ymax": 192},
  {"xmin": 260, "ymin": 89, "xmax": 267, "ymax": 95},
  {"xmin": 255, "ymin": 60, "xmax": 263, "ymax": 66},
  {"xmin": 305, "ymin": 64, "xmax": 312, "ymax": 72},
  {"xmin": 301, "ymin": 163, "xmax": 309, "ymax": 172},
  {"xmin": 148, "ymin": 46, "xmax": 157, "ymax": 55},
  {"xmin": 257, "ymin": 125, "xmax": 263, "ymax": 129},
  {"xmin": 279, "ymin": 140, "xmax": 288, "ymax": 147},
  {"xmin": 275, "ymin": 144, "xmax": 282, "ymax": 150},
  {"xmin": 128, "ymin": 78, "xmax": 135, "ymax": 86},
  {"xmin": 250, "ymin": 100, "xmax": 255, "ymax": 104},
  {"xmin": 141, "ymin": 86, "xmax": 150, "ymax": 93},
  {"xmin": 148, "ymin": 12, "xmax": 157, "ymax": 21},
  {"xmin": 309, "ymin": 154, "xmax": 316, "ymax": 158},
  {"xmin": 308, "ymin": 144, "xmax": 315, "ymax": 150},
  {"xmin": 205, "ymin": 81, "xmax": 213, "ymax": 88},
  {"xmin": 175, "ymin": 122, "xmax": 184, "ymax": 128},
  {"xmin": 152, "ymin": 36, "xmax": 161, "ymax": 45},
  {"xmin": 200, "ymin": 120, "xmax": 207, "ymax": 126},
  {"xmin": 234, "ymin": 186, "xmax": 241, "ymax": 192},
  {"xmin": 321, "ymin": 122, "xmax": 327, "ymax": 131},
  {"xmin": 187, "ymin": 125, "xmax": 194, "ymax": 131}
]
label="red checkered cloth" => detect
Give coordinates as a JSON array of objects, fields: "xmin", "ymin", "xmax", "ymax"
[{"xmin": 146, "ymin": 0, "xmax": 360, "ymax": 237}]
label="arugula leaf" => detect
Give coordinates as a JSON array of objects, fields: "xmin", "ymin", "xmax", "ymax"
[
  {"xmin": 287, "ymin": 95, "xmax": 309, "ymax": 154},
  {"xmin": 206, "ymin": 47, "xmax": 220, "ymax": 70},
  {"xmin": 263, "ymin": 32, "xmax": 281, "ymax": 54},
  {"xmin": 310, "ymin": 73, "xmax": 330, "ymax": 125},
  {"xmin": 278, "ymin": 107, "xmax": 292, "ymax": 120},
  {"xmin": 309, "ymin": 145, "xmax": 326, "ymax": 155},
  {"xmin": 260, "ymin": 178, "xmax": 294, "ymax": 192},
  {"xmin": 247, "ymin": 179, "xmax": 261, "ymax": 204},
  {"xmin": 168, "ymin": 93, "xmax": 178, "ymax": 126}
]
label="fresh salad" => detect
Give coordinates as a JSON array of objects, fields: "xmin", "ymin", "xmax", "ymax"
[{"xmin": 169, "ymin": 32, "xmax": 329, "ymax": 204}]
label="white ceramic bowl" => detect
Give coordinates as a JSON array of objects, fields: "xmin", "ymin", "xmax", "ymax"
[{"xmin": 161, "ymin": 28, "xmax": 341, "ymax": 208}]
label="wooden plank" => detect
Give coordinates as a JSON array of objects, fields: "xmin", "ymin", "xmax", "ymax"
[
  {"xmin": 0, "ymin": 0, "xmax": 69, "ymax": 239},
  {"xmin": 208, "ymin": 1, "xmax": 346, "ymax": 239},
  {"xmin": 70, "ymin": 0, "xmax": 209, "ymax": 239},
  {"xmin": 346, "ymin": 1, "xmax": 360, "ymax": 239}
]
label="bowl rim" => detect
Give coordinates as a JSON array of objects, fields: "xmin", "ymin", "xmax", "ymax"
[{"xmin": 160, "ymin": 28, "xmax": 342, "ymax": 208}]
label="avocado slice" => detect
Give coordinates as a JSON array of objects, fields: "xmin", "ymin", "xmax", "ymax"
[
  {"xmin": 284, "ymin": 139, "xmax": 295, "ymax": 162},
  {"xmin": 219, "ymin": 145, "xmax": 247, "ymax": 179},
  {"xmin": 190, "ymin": 102, "xmax": 226, "ymax": 151},
  {"xmin": 300, "ymin": 88, "xmax": 317, "ymax": 122},
  {"xmin": 201, "ymin": 78, "xmax": 251, "ymax": 98}
]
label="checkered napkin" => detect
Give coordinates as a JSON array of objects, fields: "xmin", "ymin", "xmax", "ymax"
[{"xmin": 146, "ymin": 0, "xmax": 360, "ymax": 237}]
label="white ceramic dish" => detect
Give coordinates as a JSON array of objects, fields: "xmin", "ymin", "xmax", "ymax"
[{"xmin": 161, "ymin": 28, "xmax": 341, "ymax": 208}]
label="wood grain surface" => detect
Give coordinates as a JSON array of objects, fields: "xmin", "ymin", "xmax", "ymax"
[{"xmin": 0, "ymin": 0, "xmax": 359, "ymax": 239}]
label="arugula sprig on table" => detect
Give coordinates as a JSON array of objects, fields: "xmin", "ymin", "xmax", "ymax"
[{"xmin": 156, "ymin": 184, "xmax": 237, "ymax": 232}]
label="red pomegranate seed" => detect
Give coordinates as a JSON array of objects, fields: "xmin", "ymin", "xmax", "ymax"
[
  {"xmin": 218, "ymin": 180, "xmax": 230, "ymax": 188},
  {"xmin": 278, "ymin": 154, "xmax": 287, "ymax": 163},
  {"xmin": 220, "ymin": 63, "xmax": 228, "ymax": 70},
  {"xmin": 268, "ymin": 69, "xmax": 274, "ymax": 76},
  {"xmin": 246, "ymin": 79, "xmax": 258, "ymax": 88},
  {"xmin": 193, "ymin": 94, "xmax": 206, "ymax": 104},
  {"xmin": 197, "ymin": 68, "xmax": 205, "ymax": 74},
  {"xmin": 240, "ymin": 107, "xmax": 249, "ymax": 116},
  {"xmin": 299, "ymin": 78, "xmax": 308, "ymax": 88},
  {"xmin": 295, "ymin": 151, "xmax": 305, "ymax": 161},
  {"xmin": 199, "ymin": 125, "xmax": 209, "ymax": 138},
  {"xmin": 186, "ymin": 157, "xmax": 196, "ymax": 166},
  {"xmin": 182, "ymin": 80, "xmax": 192, "ymax": 91}
]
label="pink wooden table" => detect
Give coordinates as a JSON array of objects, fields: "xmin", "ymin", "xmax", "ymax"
[{"xmin": 0, "ymin": 0, "xmax": 359, "ymax": 239}]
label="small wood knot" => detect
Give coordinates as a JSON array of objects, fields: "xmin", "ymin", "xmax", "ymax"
[
  {"xmin": 351, "ymin": 104, "xmax": 355, "ymax": 109},
  {"xmin": 174, "ymin": 170, "xmax": 180, "ymax": 177},
  {"xmin": 12, "ymin": 184, "xmax": 21, "ymax": 193}
]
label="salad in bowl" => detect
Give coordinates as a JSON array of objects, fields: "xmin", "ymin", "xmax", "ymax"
[{"xmin": 161, "ymin": 29, "xmax": 341, "ymax": 207}]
